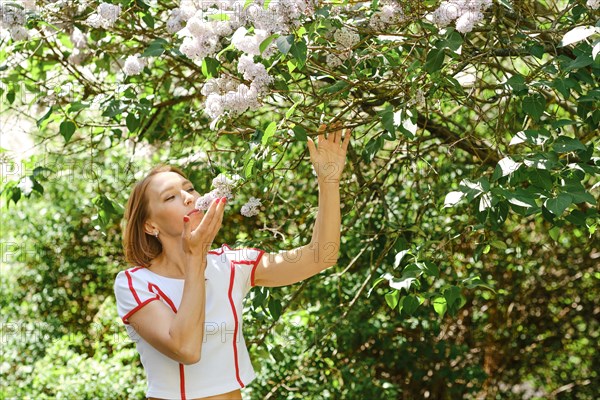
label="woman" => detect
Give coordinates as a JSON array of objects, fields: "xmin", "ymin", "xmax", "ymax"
[{"xmin": 114, "ymin": 122, "xmax": 351, "ymax": 400}]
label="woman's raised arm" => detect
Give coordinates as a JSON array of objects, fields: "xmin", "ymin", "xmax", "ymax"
[{"xmin": 253, "ymin": 122, "xmax": 351, "ymax": 287}]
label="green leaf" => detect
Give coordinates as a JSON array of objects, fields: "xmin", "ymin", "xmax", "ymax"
[
  {"xmin": 552, "ymin": 136, "xmax": 587, "ymax": 153},
  {"xmin": 319, "ymin": 80, "xmax": 349, "ymax": 94},
  {"xmin": 59, "ymin": 120, "xmax": 76, "ymax": 143},
  {"xmin": 142, "ymin": 39, "xmax": 167, "ymax": 57},
  {"xmin": 276, "ymin": 35, "xmax": 294, "ymax": 55},
  {"xmin": 565, "ymin": 209, "xmax": 587, "ymax": 225},
  {"xmin": 268, "ymin": 297, "xmax": 282, "ymax": 320},
  {"xmin": 36, "ymin": 106, "xmax": 54, "ymax": 128},
  {"xmin": 424, "ymin": 48, "xmax": 445, "ymax": 73},
  {"xmin": 385, "ymin": 291, "xmax": 400, "ymax": 309},
  {"xmin": 291, "ymin": 125, "xmax": 307, "ymax": 141},
  {"xmin": 290, "ymin": 39, "xmax": 307, "ymax": 68},
  {"xmin": 244, "ymin": 158, "xmax": 255, "ymax": 179},
  {"xmin": 380, "ymin": 107, "xmax": 395, "ymax": 138},
  {"xmin": 259, "ymin": 34, "xmax": 279, "ymax": 55},
  {"xmin": 202, "ymin": 57, "xmax": 220, "ymax": 79},
  {"xmin": 549, "ymin": 226, "xmax": 560, "ymax": 241},
  {"xmin": 362, "ymin": 136, "xmax": 384, "ymax": 163},
  {"xmin": 68, "ymin": 102, "xmax": 90, "ymax": 113},
  {"xmin": 418, "ymin": 261, "xmax": 439, "ymax": 278},
  {"xmin": 432, "ymin": 296, "xmax": 447, "ymax": 317},
  {"xmin": 126, "ymin": 113, "xmax": 139, "ymax": 132},
  {"xmin": 528, "ymin": 43, "xmax": 545, "ymax": 59},
  {"xmin": 262, "ymin": 122, "xmax": 277, "ymax": 145},
  {"xmin": 142, "ymin": 13, "xmax": 155, "ymax": 29},
  {"xmin": 207, "ymin": 12, "xmax": 230, "ymax": 21},
  {"xmin": 462, "ymin": 276, "xmax": 495, "ymax": 292},
  {"xmin": 444, "ymin": 286, "xmax": 460, "ymax": 309},
  {"xmin": 400, "ymin": 295, "xmax": 419, "ymax": 315},
  {"xmin": 528, "ymin": 169, "xmax": 553, "ymax": 190},
  {"xmin": 490, "ymin": 240, "xmax": 507, "ymax": 250},
  {"xmin": 443, "ymin": 29, "xmax": 463, "ymax": 51},
  {"xmin": 506, "ymin": 75, "xmax": 527, "ymax": 94},
  {"xmin": 522, "ymin": 94, "xmax": 546, "ymax": 120},
  {"xmin": 564, "ymin": 54, "xmax": 593, "ymax": 72},
  {"xmin": 6, "ymin": 90, "xmax": 15, "ymax": 104},
  {"xmin": 544, "ymin": 193, "xmax": 573, "ymax": 215}
]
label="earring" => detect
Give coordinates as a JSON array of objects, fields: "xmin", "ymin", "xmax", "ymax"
[{"xmin": 154, "ymin": 231, "xmax": 159, "ymax": 238}]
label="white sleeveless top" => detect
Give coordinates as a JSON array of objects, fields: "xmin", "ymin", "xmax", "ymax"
[{"xmin": 114, "ymin": 244, "xmax": 265, "ymax": 399}]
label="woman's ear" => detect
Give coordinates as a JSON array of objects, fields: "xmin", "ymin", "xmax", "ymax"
[{"xmin": 143, "ymin": 220, "xmax": 156, "ymax": 236}]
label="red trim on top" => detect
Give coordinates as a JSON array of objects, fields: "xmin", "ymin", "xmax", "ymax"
[
  {"xmin": 121, "ymin": 297, "xmax": 159, "ymax": 324},
  {"xmin": 148, "ymin": 283, "xmax": 178, "ymax": 314},
  {"xmin": 228, "ymin": 262, "xmax": 245, "ymax": 388},
  {"xmin": 179, "ymin": 363, "xmax": 186, "ymax": 400},
  {"xmin": 125, "ymin": 269, "xmax": 142, "ymax": 305}
]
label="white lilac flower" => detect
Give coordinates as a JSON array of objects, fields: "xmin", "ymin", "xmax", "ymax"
[
  {"xmin": 195, "ymin": 191, "xmax": 218, "ymax": 210},
  {"xmin": 212, "ymin": 173, "xmax": 235, "ymax": 190},
  {"xmin": 123, "ymin": 54, "xmax": 147, "ymax": 76},
  {"xmin": 166, "ymin": 8, "xmax": 186, "ymax": 33},
  {"xmin": 9, "ymin": 26, "xmax": 28, "ymax": 41},
  {"xmin": 240, "ymin": 197, "xmax": 261, "ymax": 217},
  {"xmin": 369, "ymin": 2, "xmax": 405, "ymax": 31},
  {"xmin": 431, "ymin": 0, "xmax": 492, "ymax": 33},
  {"xmin": 237, "ymin": 55, "xmax": 274, "ymax": 91},
  {"xmin": 97, "ymin": 3, "xmax": 121, "ymax": 24},
  {"xmin": 85, "ymin": 2, "xmax": 121, "ymax": 29},
  {"xmin": 70, "ymin": 27, "xmax": 87, "ymax": 49},
  {"xmin": 231, "ymin": 27, "xmax": 276, "ymax": 57},
  {"xmin": 0, "ymin": 3, "xmax": 26, "ymax": 28},
  {"xmin": 205, "ymin": 93, "xmax": 225, "ymax": 119},
  {"xmin": 17, "ymin": 177, "xmax": 34, "ymax": 195},
  {"xmin": 587, "ymin": 0, "xmax": 600, "ymax": 9},
  {"xmin": 334, "ymin": 27, "xmax": 360, "ymax": 49},
  {"xmin": 23, "ymin": 0, "xmax": 36, "ymax": 10},
  {"xmin": 326, "ymin": 50, "xmax": 351, "ymax": 68},
  {"xmin": 455, "ymin": 10, "xmax": 483, "ymax": 34},
  {"xmin": 432, "ymin": 1, "xmax": 461, "ymax": 26}
]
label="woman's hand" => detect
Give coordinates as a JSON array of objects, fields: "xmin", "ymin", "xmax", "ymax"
[
  {"xmin": 182, "ymin": 197, "xmax": 226, "ymax": 258},
  {"xmin": 307, "ymin": 121, "xmax": 352, "ymax": 184}
]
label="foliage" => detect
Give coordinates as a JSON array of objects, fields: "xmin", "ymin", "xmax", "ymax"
[{"xmin": 1, "ymin": 0, "xmax": 599, "ymax": 398}]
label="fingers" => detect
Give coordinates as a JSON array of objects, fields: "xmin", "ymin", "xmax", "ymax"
[
  {"xmin": 342, "ymin": 127, "xmax": 352, "ymax": 152},
  {"xmin": 312, "ymin": 122, "xmax": 352, "ymax": 151},
  {"xmin": 198, "ymin": 197, "xmax": 219, "ymax": 230},
  {"xmin": 318, "ymin": 123, "xmax": 326, "ymax": 145},
  {"xmin": 193, "ymin": 197, "xmax": 225, "ymax": 240}
]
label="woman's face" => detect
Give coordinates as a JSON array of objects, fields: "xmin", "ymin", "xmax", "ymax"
[{"xmin": 144, "ymin": 171, "xmax": 202, "ymax": 237}]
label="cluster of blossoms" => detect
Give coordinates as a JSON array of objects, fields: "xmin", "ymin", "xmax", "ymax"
[
  {"xmin": 200, "ymin": 55, "xmax": 273, "ymax": 121},
  {"xmin": 68, "ymin": 26, "xmax": 88, "ymax": 65},
  {"xmin": 0, "ymin": 1, "xmax": 32, "ymax": 41},
  {"xmin": 231, "ymin": 26, "xmax": 277, "ymax": 58},
  {"xmin": 85, "ymin": 2, "xmax": 121, "ymax": 29},
  {"xmin": 123, "ymin": 54, "xmax": 147, "ymax": 76},
  {"xmin": 368, "ymin": 1, "xmax": 406, "ymax": 31},
  {"xmin": 164, "ymin": 0, "xmax": 315, "ymax": 126},
  {"xmin": 588, "ymin": 0, "xmax": 599, "ymax": 9},
  {"xmin": 194, "ymin": 173, "xmax": 262, "ymax": 217},
  {"xmin": 240, "ymin": 197, "xmax": 261, "ymax": 217},
  {"xmin": 195, "ymin": 173, "xmax": 239, "ymax": 210},
  {"xmin": 326, "ymin": 27, "xmax": 361, "ymax": 68},
  {"xmin": 431, "ymin": 0, "xmax": 493, "ymax": 34}
]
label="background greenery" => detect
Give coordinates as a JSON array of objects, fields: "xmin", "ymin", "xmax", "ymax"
[{"xmin": 1, "ymin": 0, "xmax": 599, "ymax": 398}]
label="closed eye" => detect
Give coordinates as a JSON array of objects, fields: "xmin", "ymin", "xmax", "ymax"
[{"xmin": 165, "ymin": 188, "xmax": 195, "ymax": 201}]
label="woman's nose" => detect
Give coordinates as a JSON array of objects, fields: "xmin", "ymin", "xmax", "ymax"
[{"xmin": 182, "ymin": 190, "xmax": 194, "ymax": 204}]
